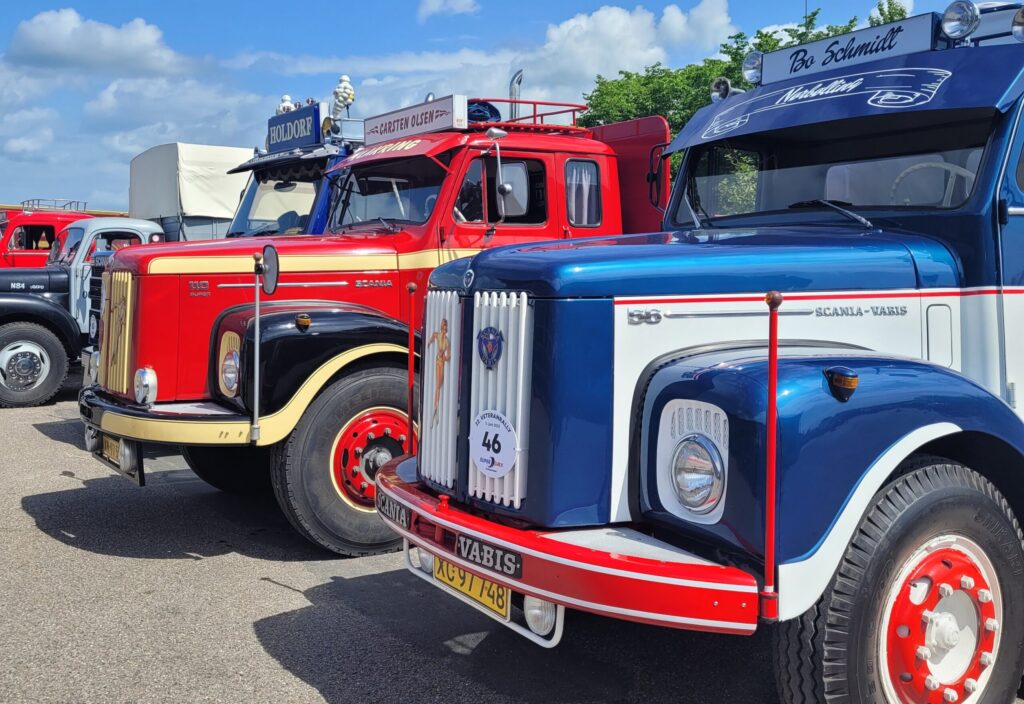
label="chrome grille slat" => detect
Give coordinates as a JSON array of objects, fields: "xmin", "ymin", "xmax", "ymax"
[
  {"xmin": 99, "ymin": 271, "xmax": 134, "ymax": 394},
  {"xmin": 419, "ymin": 290, "xmax": 462, "ymax": 488}
]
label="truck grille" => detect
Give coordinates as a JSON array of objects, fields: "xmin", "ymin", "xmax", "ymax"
[
  {"xmin": 88, "ymin": 262, "xmax": 104, "ymax": 346},
  {"xmin": 467, "ymin": 291, "xmax": 533, "ymax": 508},
  {"xmin": 98, "ymin": 271, "xmax": 134, "ymax": 394},
  {"xmin": 419, "ymin": 290, "xmax": 464, "ymax": 489}
]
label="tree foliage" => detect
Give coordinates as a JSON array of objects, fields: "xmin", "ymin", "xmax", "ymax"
[{"xmin": 579, "ymin": 2, "xmax": 908, "ymax": 134}]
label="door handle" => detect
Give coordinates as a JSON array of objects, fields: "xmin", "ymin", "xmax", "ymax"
[{"xmin": 562, "ymin": 226, "xmax": 570, "ymax": 239}]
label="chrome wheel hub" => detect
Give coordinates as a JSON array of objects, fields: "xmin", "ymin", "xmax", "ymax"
[{"xmin": 0, "ymin": 341, "xmax": 50, "ymax": 391}]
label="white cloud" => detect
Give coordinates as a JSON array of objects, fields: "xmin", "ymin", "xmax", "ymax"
[
  {"xmin": 0, "ymin": 107, "xmax": 58, "ymax": 159},
  {"xmin": 417, "ymin": 0, "xmax": 480, "ymax": 23},
  {"xmin": 660, "ymin": 0, "xmax": 737, "ymax": 50},
  {"xmin": 7, "ymin": 9, "xmax": 188, "ymax": 75},
  {"xmin": 0, "ymin": 62, "xmax": 50, "ymax": 108}
]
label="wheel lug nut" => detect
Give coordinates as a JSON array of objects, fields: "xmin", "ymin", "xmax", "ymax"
[
  {"xmin": 355, "ymin": 447, "xmax": 363, "ymax": 456},
  {"xmin": 360, "ymin": 481, "xmax": 368, "ymax": 491},
  {"xmin": 922, "ymin": 610, "xmax": 937, "ymax": 623},
  {"xmin": 939, "ymin": 583, "xmax": 954, "ymax": 597},
  {"xmin": 985, "ymin": 618, "xmax": 999, "ymax": 633},
  {"xmin": 943, "ymin": 688, "xmax": 958, "ymax": 702},
  {"xmin": 399, "ymin": 434, "xmax": 407, "ymax": 442},
  {"xmin": 977, "ymin": 589, "xmax": 992, "ymax": 603},
  {"xmin": 368, "ymin": 432, "xmax": 376, "ymax": 440},
  {"xmin": 384, "ymin": 428, "xmax": 392, "ymax": 436},
  {"xmin": 916, "ymin": 646, "xmax": 932, "ymax": 660},
  {"xmin": 964, "ymin": 679, "xmax": 978, "ymax": 693},
  {"xmin": 960, "ymin": 575, "xmax": 975, "ymax": 590},
  {"xmin": 925, "ymin": 675, "xmax": 940, "ymax": 691},
  {"xmin": 980, "ymin": 651, "xmax": 994, "ymax": 667}
]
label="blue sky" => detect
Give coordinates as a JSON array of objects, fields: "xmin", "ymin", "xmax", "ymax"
[{"xmin": 0, "ymin": 0, "xmax": 943, "ymax": 209}]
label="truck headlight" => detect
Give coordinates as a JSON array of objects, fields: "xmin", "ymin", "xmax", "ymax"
[
  {"xmin": 221, "ymin": 350, "xmax": 240, "ymax": 396},
  {"xmin": 1013, "ymin": 8, "xmax": 1024, "ymax": 42},
  {"xmin": 942, "ymin": 1, "xmax": 980, "ymax": 40},
  {"xmin": 741, "ymin": 51, "xmax": 763, "ymax": 85},
  {"xmin": 671, "ymin": 434, "xmax": 725, "ymax": 514},
  {"xmin": 88, "ymin": 350, "xmax": 100, "ymax": 384},
  {"xmin": 133, "ymin": 367, "xmax": 157, "ymax": 405}
]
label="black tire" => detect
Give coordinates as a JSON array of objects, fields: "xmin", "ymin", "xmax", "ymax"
[
  {"xmin": 774, "ymin": 458, "xmax": 1024, "ymax": 703},
  {"xmin": 0, "ymin": 322, "xmax": 69, "ymax": 408},
  {"xmin": 181, "ymin": 444, "xmax": 274, "ymax": 495},
  {"xmin": 270, "ymin": 366, "xmax": 409, "ymax": 556}
]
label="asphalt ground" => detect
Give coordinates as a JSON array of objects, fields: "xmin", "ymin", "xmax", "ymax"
[{"xmin": 1, "ymin": 382, "xmax": 1021, "ymax": 703}]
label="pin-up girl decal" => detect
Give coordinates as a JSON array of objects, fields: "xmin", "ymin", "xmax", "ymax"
[{"xmin": 427, "ymin": 318, "xmax": 450, "ymax": 427}]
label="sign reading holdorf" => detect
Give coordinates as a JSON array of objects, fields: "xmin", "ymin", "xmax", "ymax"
[
  {"xmin": 267, "ymin": 102, "xmax": 325, "ymax": 152},
  {"xmin": 761, "ymin": 14, "xmax": 937, "ymax": 84},
  {"xmin": 364, "ymin": 95, "xmax": 469, "ymax": 146}
]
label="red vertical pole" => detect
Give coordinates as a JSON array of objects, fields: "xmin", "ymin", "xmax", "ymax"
[
  {"xmin": 406, "ymin": 282, "xmax": 418, "ymax": 456},
  {"xmin": 761, "ymin": 290, "xmax": 783, "ymax": 621}
]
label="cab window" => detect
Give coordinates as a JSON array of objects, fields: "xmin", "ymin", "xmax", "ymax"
[
  {"xmin": 9, "ymin": 225, "xmax": 55, "ymax": 251},
  {"xmin": 692, "ymin": 147, "xmax": 760, "ymax": 217},
  {"xmin": 566, "ymin": 159, "xmax": 601, "ymax": 227},
  {"xmin": 89, "ymin": 231, "xmax": 143, "ymax": 260},
  {"xmin": 453, "ymin": 159, "xmax": 485, "ymax": 223}
]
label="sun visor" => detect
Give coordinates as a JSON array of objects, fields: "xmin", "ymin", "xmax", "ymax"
[{"xmin": 667, "ymin": 45, "xmax": 1024, "ymax": 154}]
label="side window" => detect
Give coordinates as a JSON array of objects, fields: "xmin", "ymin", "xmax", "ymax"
[
  {"xmin": 8, "ymin": 227, "xmax": 27, "ymax": 251},
  {"xmin": 694, "ymin": 147, "xmax": 760, "ymax": 217},
  {"xmin": 453, "ymin": 159, "xmax": 485, "ymax": 223},
  {"xmin": 565, "ymin": 159, "xmax": 601, "ymax": 227},
  {"xmin": 485, "ymin": 157, "xmax": 546, "ymax": 225}
]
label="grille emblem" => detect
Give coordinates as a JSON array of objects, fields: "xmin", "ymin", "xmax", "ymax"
[
  {"xmin": 463, "ymin": 269, "xmax": 475, "ymax": 288},
  {"xmin": 476, "ymin": 326, "xmax": 504, "ymax": 370}
]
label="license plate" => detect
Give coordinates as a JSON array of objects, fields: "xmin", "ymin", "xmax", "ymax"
[
  {"xmin": 434, "ymin": 556, "xmax": 511, "ymax": 620},
  {"xmin": 102, "ymin": 435, "xmax": 120, "ymax": 466}
]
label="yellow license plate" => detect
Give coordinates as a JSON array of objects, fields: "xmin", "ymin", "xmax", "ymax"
[
  {"xmin": 434, "ymin": 556, "xmax": 511, "ymax": 620},
  {"xmin": 102, "ymin": 436, "xmax": 120, "ymax": 465}
]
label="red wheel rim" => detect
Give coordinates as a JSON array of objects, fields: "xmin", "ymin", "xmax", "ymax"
[
  {"xmin": 330, "ymin": 407, "xmax": 410, "ymax": 509},
  {"xmin": 881, "ymin": 536, "xmax": 1001, "ymax": 703}
]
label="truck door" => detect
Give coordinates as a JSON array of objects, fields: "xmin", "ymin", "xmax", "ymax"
[
  {"xmin": 445, "ymin": 150, "xmax": 557, "ymax": 253},
  {"xmin": 6, "ymin": 225, "xmax": 53, "ymax": 268},
  {"xmin": 1000, "ymin": 115, "xmax": 1024, "ymax": 415},
  {"xmin": 590, "ymin": 116, "xmax": 671, "ymax": 233}
]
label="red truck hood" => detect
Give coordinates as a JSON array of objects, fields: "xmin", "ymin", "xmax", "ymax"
[{"xmin": 110, "ymin": 233, "xmax": 401, "ymax": 275}]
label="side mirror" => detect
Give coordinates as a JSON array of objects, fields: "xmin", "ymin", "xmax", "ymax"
[
  {"xmin": 497, "ymin": 161, "xmax": 529, "ymax": 218},
  {"xmin": 261, "ymin": 244, "xmax": 279, "ymax": 295},
  {"xmin": 648, "ymin": 142, "xmax": 669, "ymax": 210}
]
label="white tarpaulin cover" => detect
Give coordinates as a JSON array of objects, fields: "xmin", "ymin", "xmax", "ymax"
[{"xmin": 129, "ymin": 143, "xmax": 252, "ymax": 220}]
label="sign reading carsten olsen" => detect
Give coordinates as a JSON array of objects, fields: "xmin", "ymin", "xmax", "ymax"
[
  {"xmin": 364, "ymin": 95, "xmax": 469, "ymax": 146},
  {"xmin": 761, "ymin": 13, "xmax": 937, "ymax": 84}
]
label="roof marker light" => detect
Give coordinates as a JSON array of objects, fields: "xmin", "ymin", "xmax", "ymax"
[
  {"xmin": 742, "ymin": 51, "xmax": 763, "ymax": 85},
  {"xmin": 1013, "ymin": 7, "xmax": 1024, "ymax": 42},
  {"xmin": 942, "ymin": 1, "xmax": 981, "ymax": 40}
]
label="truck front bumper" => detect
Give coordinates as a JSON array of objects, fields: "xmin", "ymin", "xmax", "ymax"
[
  {"xmin": 376, "ymin": 457, "xmax": 760, "ymax": 646},
  {"xmin": 79, "ymin": 384, "xmax": 251, "ymax": 484}
]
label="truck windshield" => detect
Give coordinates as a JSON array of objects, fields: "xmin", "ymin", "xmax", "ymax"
[
  {"xmin": 227, "ymin": 173, "xmax": 319, "ymax": 237},
  {"xmin": 328, "ymin": 156, "xmax": 446, "ymax": 232},
  {"xmin": 674, "ymin": 111, "xmax": 994, "ymax": 226},
  {"xmin": 49, "ymin": 227, "xmax": 85, "ymax": 265}
]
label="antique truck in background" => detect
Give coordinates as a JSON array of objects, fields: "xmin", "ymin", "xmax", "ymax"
[
  {"xmin": 79, "ymin": 88, "xmax": 670, "ymax": 557},
  {"xmin": 376, "ymin": 5, "xmax": 1024, "ymax": 703}
]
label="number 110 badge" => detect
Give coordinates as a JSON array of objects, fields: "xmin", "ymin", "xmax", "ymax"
[{"xmin": 470, "ymin": 410, "xmax": 518, "ymax": 478}]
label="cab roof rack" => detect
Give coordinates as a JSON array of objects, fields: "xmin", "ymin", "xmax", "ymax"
[
  {"xmin": 467, "ymin": 98, "xmax": 590, "ymax": 136},
  {"xmin": 20, "ymin": 198, "xmax": 88, "ymax": 212}
]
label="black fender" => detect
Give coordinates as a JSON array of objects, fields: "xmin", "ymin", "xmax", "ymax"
[
  {"xmin": 210, "ymin": 301, "xmax": 418, "ymax": 443},
  {"xmin": 635, "ymin": 345, "xmax": 1024, "ymax": 620},
  {"xmin": 0, "ymin": 292, "xmax": 82, "ymax": 355}
]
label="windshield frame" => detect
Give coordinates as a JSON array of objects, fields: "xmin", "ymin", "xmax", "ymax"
[
  {"xmin": 50, "ymin": 226, "xmax": 85, "ymax": 265},
  {"xmin": 227, "ymin": 165, "xmax": 324, "ymax": 238},
  {"xmin": 669, "ymin": 111, "xmax": 995, "ymax": 230}
]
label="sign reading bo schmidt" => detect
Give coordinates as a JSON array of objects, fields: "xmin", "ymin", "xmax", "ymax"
[
  {"xmin": 762, "ymin": 13, "xmax": 937, "ymax": 84},
  {"xmin": 267, "ymin": 102, "xmax": 324, "ymax": 152}
]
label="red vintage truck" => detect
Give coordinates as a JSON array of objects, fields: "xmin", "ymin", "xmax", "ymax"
[
  {"xmin": 0, "ymin": 204, "xmax": 95, "ymax": 268},
  {"xmin": 79, "ymin": 94, "xmax": 670, "ymax": 555}
]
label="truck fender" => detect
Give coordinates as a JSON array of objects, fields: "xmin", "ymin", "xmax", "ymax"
[
  {"xmin": 635, "ymin": 347, "xmax": 1024, "ymax": 622},
  {"xmin": 0, "ymin": 293, "xmax": 81, "ymax": 355},
  {"xmin": 213, "ymin": 302, "xmax": 418, "ymax": 445}
]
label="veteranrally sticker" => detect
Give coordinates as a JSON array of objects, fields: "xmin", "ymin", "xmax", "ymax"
[{"xmin": 469, "ymin": 411, "xmax": 518, "ymax": 478}]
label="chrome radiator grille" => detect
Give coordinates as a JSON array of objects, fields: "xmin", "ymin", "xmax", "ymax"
[
  {"xmin": 98, "ymin": 271, "xmax": 134, "ymax": 394},
  {"xmin": 418, "ymin": 290, "xmax": 463, "ymax": 488},
  {"xmin": 467, "ymin": 291, "xmax": 533, "ymax": 508}
]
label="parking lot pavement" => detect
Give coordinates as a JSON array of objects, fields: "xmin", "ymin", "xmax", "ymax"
[{"xmin": 4, "ymin": 388, "xmax": 1019, "ymax": 704}]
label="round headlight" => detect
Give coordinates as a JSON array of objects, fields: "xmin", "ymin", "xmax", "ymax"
[
  {"xmin": 742, "ymin": 51, "xmax": 763, "ymax": 85},
  {"xmin": 671, "ymin": 434, "xmax": 725, "ymax": 514},
  {"xmin": 133, "ymin": 367, "xmax": 157, "ymax": 405},
  {"xmin": 88, "ymin": 314, "xmax": 98, "ymax": 340},
  {"xmin": 88, "ymin": 350, "xmax": 100, "ymax": 384},
  {"xmin": 942, "ymin": 1, "xmax": 980, "ymax": 40},
  {"xmin": 1013, "ymin": 8, "xmax": 1024, "ymax": 42},
  {"xmin": 523, "ymin": 596, "xmax": 558, "ymax": 636},
  {"xmin": 221, "ymin": 350, "xmax": 240, "ymax": 396}
]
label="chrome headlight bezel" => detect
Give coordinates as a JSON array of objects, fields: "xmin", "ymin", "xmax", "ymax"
[
  {"xmin": 220, "ymin": 350, "xmax": 240, "ymax": 397},
  {"xmin": 742, "ymin": 51, "xmax": 763, "ymax": 85},
  {"xmin": 655, "ymin": 400, "xmax": 730, "ymax": 525},
  {"xmin": 1012, "ymin": 8, "xmax": 1024, "ymax": 42},
  {"xmin": 133, "ymin": 367, "xmax": 157, "ymax": 405},
  {"xmin": 670, "ymin": 433, "xmax": 726, "ymax": 515},
  {"xmin": 942, "ymin": 0, "xmax": 981, "ymax": 40}
]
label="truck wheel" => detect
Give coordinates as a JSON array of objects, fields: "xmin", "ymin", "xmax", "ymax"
[
  {"xmin": 0, "ymin": 322, "xmax": 68, "ymax": 408},
  {"xmin": 774, "ymin": 459, "xmax": 1024, "ymax": 703},
  {"xmin": 270, "ymin": 366, "xmax": 410, "ymax": 556},
  {"xmin": 181, "ymin": 445, "xmax": 274, "ymax": 495}
]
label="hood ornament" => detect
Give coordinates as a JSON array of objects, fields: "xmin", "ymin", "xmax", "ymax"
[{"xmin": 463, "ymin": 269, "xmax": 475, "ymax": 289}]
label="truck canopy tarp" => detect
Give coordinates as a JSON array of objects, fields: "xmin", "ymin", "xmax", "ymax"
[
  {"xmin": 129, "ymin": 143, "xmax": 253, "ymax": 220},
  {"xmin": 667, "ymin": 45, "xmax": 1024, "ymax": 153}
]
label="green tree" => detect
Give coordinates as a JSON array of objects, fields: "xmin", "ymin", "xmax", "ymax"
[
  {"xmin": 580, "ymin": 2, "xmax": 909, "ymax": 134},
  {"xmin": 869, "ymin": 0, "xmax": 909, "ymax": 26}
]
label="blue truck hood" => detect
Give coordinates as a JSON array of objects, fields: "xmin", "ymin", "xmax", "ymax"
[{"xmin": 434, "ymin": 227, "xmax": 960, "ymax": 298}]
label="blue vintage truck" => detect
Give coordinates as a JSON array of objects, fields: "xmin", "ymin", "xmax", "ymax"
[{"xmin": 375, "ymin": 4, "xmax": 1024, "ymax": 702}]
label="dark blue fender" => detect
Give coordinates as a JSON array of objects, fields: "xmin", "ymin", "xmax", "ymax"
[
  {"xmin": 637, "ymin": 347, "xmax": 1024, "ymax": 579},
  {"xmin": 0, "ymin": 292, "xmax": 82, "ymax": 355}
]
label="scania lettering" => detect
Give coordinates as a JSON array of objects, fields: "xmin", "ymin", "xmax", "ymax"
[
  {"xmin": 79, "ymin": 86, "xmax": 671, "ymax": 557},
  {"xmin": 376, "ymin": 6, "xmax": 1024, "ymax": 703}
]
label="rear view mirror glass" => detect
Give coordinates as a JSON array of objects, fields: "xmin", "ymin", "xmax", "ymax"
[
  {"xmin": 500, "ymin": 162, "xmax": 529, "ymax": 218},
  {"xmin": 262, "ymin": 244, "xmax": 279, "ymax": 296}
]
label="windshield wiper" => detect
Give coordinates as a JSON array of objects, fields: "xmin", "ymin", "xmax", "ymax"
[
  {"xmin": 789, "ymin": 199, "xmax": 874, "ymax": 230},
  {"xmin": 376, "ymin": 217, "xmax": 399, "ymax": 233},
  {"xmin": 683, "ymin": 175, "xmax": 712, "ymax": 229}
]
